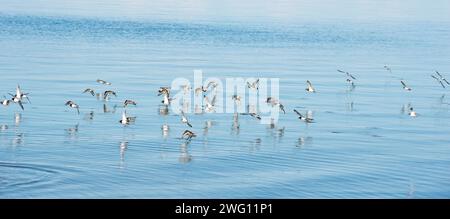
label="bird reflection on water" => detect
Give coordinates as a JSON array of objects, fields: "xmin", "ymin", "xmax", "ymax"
[{"xmin": 179, "ymin": 141, "xmax": 192, "ymax": 164}]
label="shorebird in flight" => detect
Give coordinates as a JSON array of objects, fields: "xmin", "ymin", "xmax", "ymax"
[
  {"xmin": 103, "ymin": 90, "xmax": 117, "ymax": 100},
  {"xmin": 65, "ymin": 101, "xmax": 80, "ymax": 114},
  {"xmin": 294, "ymin": 109, "xmax": 314, "ymax": 123},
  {"xmin": 96, "ymin": 79, "xmax": 111, "ymax": 85},
  {"xmin": 158, "ymin": 87, "xmax": 170, "ymax": 96},
  {"xmin": 247, "ymin": 79, "xmax": 260, "ymax": 91},
  {"xmin": 337, "ymin": 69, "xmax": 356, "ymax": 80},
  {"xmin": 306, "ymin": 80, "xmax": 316, "ymax": 93},
  {"xmin": 9, "ymin": 85, "xmax": 30, "ymax": 110},
  {"xmin": 266, "ymin": 97, "xmax": 286, "ymax": 114},
  {"xmin": 401, "ymin": 80, "xmax": 412, "ymax": 91},
  {"xmin": 119, "ymin": 111, "xmax": 136, "ymax": 125},
  {"xmin": 83, "ymin": 88, "xmax": 95, "ymax": 96},
  {"xmin": 123, "ymin": 99, "xmax": 137, "ymax": 107},
  {"xmin": 431, "ymin": 71, "xmax": 450, "ymax": 88},
  {"xmin": 180, "ymin": 110, "xmax": 192, "ymax": 127},
  {"xmin": 181, "ymin": 130, "xmax": 196, "ymax": 141}
]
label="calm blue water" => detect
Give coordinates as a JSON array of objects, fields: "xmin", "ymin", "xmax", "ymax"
[{"xmin": 1, "ymin": 1, "xmax": 450, "ymax": 198}]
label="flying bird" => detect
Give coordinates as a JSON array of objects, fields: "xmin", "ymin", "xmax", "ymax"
[
  {"xmin": 401, "ymin": 80, "xmax": 412, "ymax": 91},
  {"xmin": 96, "ymin": 79, "xmax": 111, "ymax": 85},
  {"xmin": 181, "ymin": 130, "xmax": 196, "ymax": 141},
  {"xmin": 337, "ymin": 69, "xmax": 356, "ymax": 80},
  {"xmin": 306, "ymin": 80, "xmax": 316, "ymax": 93},
  {"xmin": 294, "ymin": 109, "xmax": 314, "ymax": 123},
  {"xmin": 247, "ymin": 79, "xmax": 260, "ymax": 91},
  {"xmin": 180, "ymin": 111, "xmax": 192, "ymax": 127},
  {"xmin": 83, "ymin": 88, "xmax": 95, "ymax": 96},
  {"xmin": 123, "ymin": 100, "xmax": 137, "ymax": 107},
  {"xmin": 103, "ymin": 90, "xmax": 117, "ymax": 100},
  {"xmin": 65, "ymin": 101, "xmax": 80, "ymax": 114},
  {"xmin": 266, "ymin": 97, "xmax": 286, "ymax": 114}
]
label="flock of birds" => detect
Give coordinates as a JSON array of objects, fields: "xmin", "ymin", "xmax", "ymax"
[{"xmin": 2, "ymin": 66, "xmax": 449, "ymax": 144}]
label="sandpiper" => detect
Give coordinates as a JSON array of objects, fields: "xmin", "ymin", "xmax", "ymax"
[
  {"xmin": 338, "ymin": 69, "xmax": 356, "ymax": 80},
  {"xmin": 249, "ymin": 113, "xmax": 261, "ymax": 120},
  {"xmin": 306, "ymin": 80, "xmax": 316, "ymax": 93},
  {"xmin": 119, "ymin": 111, "xmax": 136, "ymax": 125},
  {"xmin": 266, "ymin": 97, "xmax": 286, "ymax": 114},
  {"xmin": 103, "ymin": 90, "xmax": 117, "ymax": 100},
  {"xmin": 294, "ymin": 109, "xmax": 314, "ymax": 123},
  {"xmin": 401, "ymin": 80, "xmax": 412, "ymax": 91},
  {"xmin": 83, "ymin": 88, "xmax": 95, "ymax": 96},
  {"xmin": 123, "ymin": 100, "xmax": 137, "ymax": 107},
  {"xmin": 431, "ymin": 71, "xmax": 450, "ymax": 88},
  {"xmin": 96, "ymin": 79, "xmax": 111, "ymax": 85},
  {"xmin": 247, "ymin": 79, "xmax": 260, "ymax": 91},
  {"xmin": 158, "ymin": 87, "xmax": 170, "ymax": 96},
  {"xmin": 9, "ymin": 85, "xmax": 30, "ymax": 110},
  {"xmin": 181, "ymin": 130, "xmax": 196, "ymax": 140},
  {"xmin": 65, "ymin": 101, "xmax": 80, "ymax": 114}
]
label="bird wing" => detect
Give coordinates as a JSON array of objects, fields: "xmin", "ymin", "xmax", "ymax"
[
  {"xmin": 18, "ymin": 100, "xmax": 24, "ymax": 110},
  {"xmin": 279, "ymin": 104, "xmax": 286, "ymax": 114},
  {"xmin": 431, "ymin": 75, "xmax": 440, "ymax": 81},
  {"xmin": 122, "ymin": 111, "xmax": 127, "ymax": 121},
  {"xmin": 307, "ymin": 80, "xmax": 313, "ymax": 88},
  {"xmin": 401, "ymin": 81, "xmax": 406, "ymax": 87},
  {"xmin": 293, "ymin": 109, "xmax": 302, "ymax": 117},
  {"xmin": 443, "ymin": 78, "xmax": 450, "ymax": 85},
  {"xmin": 16, "ymin": 85, "xmax": 21, "ymax": 97}
]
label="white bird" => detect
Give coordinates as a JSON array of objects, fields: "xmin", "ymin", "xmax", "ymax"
[
  {"xmin": 431, "ymin": 71, "xmax": 450, "ymax": 88},
  {"xmin": 9, "ymin": 85, "xmax": 30, "ymax": 110},
  {"xmin": 401, "ymin": 80, "xmax": 412, "ymax": 91},
  {"xmin": 65, "ymin": 101, "xmax": 80, "ymax": 114},
  {"xmin": 306, "ymin": 80, "xmax": 316, "ymax": 93},
  {"xmin": 119, "ymin": 111, "xmax": 136, "ymax": 125}
]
